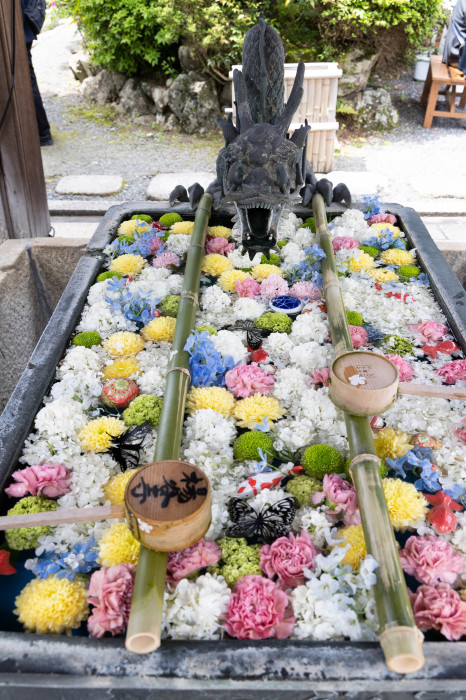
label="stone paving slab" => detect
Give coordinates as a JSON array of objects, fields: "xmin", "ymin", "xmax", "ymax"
[
  {"xmin": 55, "ymin": 175, "xmax": 124, "ymax": 196},
  {"xmin": 146, "ymin": 172, "xmax": 216, "ymax": 201},
  {"xmin": 409, "ymin": 172, "xmax": 466, "ymax": 199},
  {"xmin": 421, "ymin": 216, "xmax": 466, "ymax": 244},
  {"xmin": 47, "ymin": 200, "xmax": 121, "ymax": 216},
  {"xmin": 317, "ymin": 170, "xmax": 390, "ymax": 196}
]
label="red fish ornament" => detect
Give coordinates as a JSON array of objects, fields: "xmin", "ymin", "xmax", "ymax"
[
  {"xmin": 249, "ymin": 347, "xmax": 269, "ymax": 364},
  {"xmin": 425, "ymin": 492, "xmax": 463, "ymax": 533},
  {"xmin": 236, "ymin": 465, "xmax": 303, "ymax": 498},
  {"xmin": 374, "ymin": 283, "xmax": 416, "ymax": 304},
  {"xmin": 0, "ymin": 550, "xmax": 16, "ymax": 575},
  {"xmin": 421, "ymin": 341, "xmax": 460, "ymax": 360}
]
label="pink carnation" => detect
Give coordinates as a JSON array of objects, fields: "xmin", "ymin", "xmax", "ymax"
[
  {"xmin": 400, "ymin": 535, "xmax": 464, "ymax": 586},
  {"xmin": 153, "ymin": 251, "xmax": 180, "ymax": 268},
  {"xmin": 409, "ymin": 320, "xmax": 449, "ymax": 344},
  {"xmin": 332, "ymin": 236, "xmax": 360, "ymax": 252},
  {"xmin": 235, "ymin": 277, "xmax": 261, "ymax": 298},
  {"xmin": 260, "ymin": 274, "xmax": 289, "ymax": 300},
  {"xmin": 312, "ymin": 474, "xmax": 361, "ymax": 526},
  {"xmin": 88, "ymin": 564, "xmax": 136, "ymax": 638},
  {"xmin": 349, "ymin": 325, "xmax": 369, "ymax": 349},
  {"xmin": 435, "ymin": 359, "xmax": 466, "ymax": 385},
  {"xmin": 205, "ymin": 236, "xmax": 235, "ymax": 256},
  {"xmin": 311, "ymin": 367, "xmax": 330, "ymax": 387},
  {"xmin": 225, "ymin": 362, "xmax": 275, "ymax": 398},
  {"xmin": 385, "ymin": 353, "xmax": 414, "ymax": 381},
  {"xmin": 259, "ymin": 530, "xmax": 319, "ymax": 587},
  {"xmin": 224, "ymin": 575, "xmax": 295, "ymax": 639},
  {"xmin": 453, "ymin": 419, "xmax": 466, "ymax": 443},
  {"xmin": 166, "ymin": 538, "xmax": 221, "ymax": 584},
  {"xmin": 4, "ymin": 463, "xmax": 71, "ymax": 498},
  {"xmin": 290, "ymin": 281, "xmax": 321, "ymax": 300},
  {"xmin": 147, "ymin": 235, "xmax": 164, "ymax": 254},
  {"xmin": 409, "ymin": 583, "xmax": 466, "ymax": 641},
  {"xmin": 367, "ymin": 213, "xmax": 397, "ymax": 226}
]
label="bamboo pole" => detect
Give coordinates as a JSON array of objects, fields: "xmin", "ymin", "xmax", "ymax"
[
  {"xmin": 125, "ymin": 193, "xmax": 213, "ymax": 654},
  {"xmin": 312, "ymin": 193, "xmax": 424, "ymax": 674}
]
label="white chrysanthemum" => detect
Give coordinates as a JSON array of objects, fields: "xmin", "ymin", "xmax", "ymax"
[
  {"xmin": 34, "ymin": 398, "xmax": 88, "ymax": 438},
  {"xmin": 290, "ymin": 313, "xmax": 329, "ymax": 345},
  {"xmin": 164, "ymin": 574, "xmax": 231, "ymax": 640},
  {"xmin": 211, "ymin": 330, "xmax": 248, "ymax": 364},
  {"xmin": 262, "ymin": 332, "xmax": 295, "ymax": 368},
  {"xmin": 232, "ymin": 297, "xmax": 266, "ymax": 321},
  {"xmin": 165, "ymin": 233, "xmax": 192, "ymax": 256},
  {"xmin": 289, "ymin": 341, "xmax": 333, "ymax": 373},
  {"xmin": 200, "ymin": 285, "xmax": 232, "ymax": 313},
  {"xmin": 183, "ymin": 409, "xmax": 236, "ymax": 446},
  {"xmin": 227, "ymin": 248, "xmax": 262, "ymax": 268}
]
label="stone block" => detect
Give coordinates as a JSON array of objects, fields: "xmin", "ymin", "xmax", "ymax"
[
  {"xmin": 81, "ymin": 70, "xmax": 119, "ymax": 105},
  {"xmin": 146, "ymin": 172, "xmax": 215, "ymax": 201},
  {"xmin": 118, "ymin": 79, "xmax": 153, "ymax": 116},
  {"xmin": 166, "ymin": 71, "xmax": 220, "ymax": 133},
  {"xmin": 55, "ymin": 175, "xmax": 123, "ymax": 196},
  {"xmin": 355, "ymin": 88, "xmax": 400, "ymax": 130}
]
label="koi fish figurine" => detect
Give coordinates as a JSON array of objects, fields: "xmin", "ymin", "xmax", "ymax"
[
  {"xmin": 374, "ymin": 283, "xmax": 416, "ymax": 304},
  {"xmin": 236, "ymin": 465, "xmax": 303, "ymax": 498},
  {"xmin": 425, "ymin": 492, "xmax": 463, "ymax": 533}
]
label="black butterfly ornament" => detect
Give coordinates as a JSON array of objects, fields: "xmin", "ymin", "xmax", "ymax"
[
  {"xmin": 108, "ymin": 420, "xmax": 152, "ymax": 471},
  {"xmin": 226, "ymin": 496, "xmax": 298, "ymax": 544},
  {"xmin": 225, "ymin": 320, "xmax": 269, "ymax": 351}
]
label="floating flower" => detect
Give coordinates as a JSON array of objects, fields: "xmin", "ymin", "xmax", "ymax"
[
  {"xmin": 235, "ymin": 277, "xmax": 261, "ymax": 298},
  {"xmin": 384, "ymin": 353, "xmax": 414, "ymax": 381},
  {"xmin": 311, "ymin": 367, "xmax": 330, "ymax": 387},
  {"xmin": 104, "ymin": 332, "xmax": 144, "ymax": 357},
  {"xmin": 367, "ymin": 213, "xmax": 397, "ymax": 226},
  {"xmin": 153, "ymin": 252, "xmax": 181, "ymax": 268},
  {"xmin": 336, "ymin": 525, "xmax": 367, "ymax": 568},
  {"xmin": 142, "ymin": 316, "xmax": 176, "ymax": 343},
  {"xmin": 225, "ymin": 363, "xmax": 275, "ymax": 398},
  {"xmin": 349, "ymin": 325, "xmax": 369, "ymax": 348},
  {"xmin": 382, "ymin": 478, "xmax": 427, "ymax": 529},
  {"xmin": 205, "ymin": 237, "xmax": 234, "ymax": 256},
  {"xmin": 380, "ymin": 249, "xmax": 415, "ymax": 267},
  {"xmin": 223, "ymin": 575, "xmax": 294, "ymax": 639},
  {"xmin": 87, "ymin": 563, "xmax": 136, "ymax": 638},
  {"xmin": 260, "ymin": 530, "xmax": 319, "ymax": 587},
  {"xmin": 370, "ymin": 222, "xmax": 401, "ymax": 238},
  {"xmin": 400, "ymin": 535, "xmax": 464, "ymax": 585},
  {"xmin": 409, "ymin": 320, "xmax": 449, "ymax": 343},
  {"xmin": 435, "ymin": 359, "xmax": 466, "ymax": 385},
  {"xmin": 79, "ymin": 417, "xmax": 126, "ymax": 452},
  {"xmin": 167, "ymin": 539, "xmax": 222, "ymax": 584},
  {"xmin": 109, "ymin": 254, "xmax": 146, "ymax": 276},
  {"xmin": 102, "ymin": 357, "xmax": 141, "ymax": 380},
  {"xmin": 348, "ymin": 252, "xmax": 375, "ymax": 273},
  {"xmin": 186, "ymin": 387, "xmax": 235, "ymax": 416},
  {"xmin": 260, "ymin": 274, "xmax": 289, "ymax": 300},
  {"xmin": 369, "ymin": 268, "xmax": 399, "ymax": 284},
  {"xmin": 207, "ymin": 225, "xmax": 232, "ymax": 238},
  {"xmin": 98, "ymin": 522, "xmax": 140, "ymax": 567},
  {"xmin": 117, "ymin": 220, "xmax": 139, "ymax": 237},
  {"xmin": 170, "ymin": 221, "xmax": 194, "ymax": 235},
  {"xmin": 104, "ymin": 469, "xmax": 139, "ymax": 504},
  {"xmin": 233, "ymin": 393, "xmax": 286, "ymax": 429},
  {"xmin": 373, "ymin": 427, "xmax": 412, "ymax": 460},
  {"xmin": 332, "ymin": 236, "xmax": 360, "ymax": 252},
  {"xmin": 312, "ymin": 474, "xmax": 361, "ymax": 526},
  {"xmin": 15, "ymin": 576, "xmax": 89, "ymax": 634},
  {"xmin": 289, "ymin": 281, "xmax": 321, "ymax": 300},
  {"xmin": 5, "ymin": 463, "xmax": 71, "ymax": 498},
  {"xmin": 0, "ymin": 550, "xmax": 16, "ymax": 575},
  {"xmin": 252, "ymin": 264, "xmax": 284, "ymax": 280},
  {"xmin": 453, "ymin": 419, "xmax": 466, "ymax": 443},
  {"xmin": 410, "ymin": 584, "xmax": 466, "ymax": 641},
  {"xmin": 202, "ymin": 254, "xmax": 234, "ymax": 276},
  {"xmin": 218, "ymin": 270, "xmax": 251, "ymax": 292}
]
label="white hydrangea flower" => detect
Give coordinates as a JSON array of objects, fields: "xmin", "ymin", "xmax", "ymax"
[
  {"xmin": 272, "ymin": 367, "xmax": 310, "ymax": 408},
  {"xmin": 227, "ymin": 248, "xmax": 262, "ymax": 268},
  {"xmin": 34, "ymin": 398, "xmax": 88, "ymax": 438},
  {"xmin": 290, "ymin": 313, "xmax": 329, "ymax": 345},
  {"xmin": 164, "ymin": 574, "xmax": 231, "ymax": 640},
  {"xmin": 289, "ymin": 341, "xmax": 333, "ymax": 373},
  {"xmin": 262, "ymin": 332, "xmax": 295, "ymax": 367},
  {"xmin": 211, "ymin": 330, "xmax": 248, "ymax": 364},
  {"xmin": 233, "ymin": 297, "xmax": 266, "ymax": 321},
  {"xmin": 281, "ymin": 241, "xmax": 306, "ymax": 266},
  {"xmin": 165, "ymin": 233, "xmax": 192, "ymax": 256}
]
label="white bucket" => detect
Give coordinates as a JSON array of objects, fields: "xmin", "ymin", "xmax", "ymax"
[{"xmin": 414, "ymin": 54, "xmax": 430, "ymax": 82}]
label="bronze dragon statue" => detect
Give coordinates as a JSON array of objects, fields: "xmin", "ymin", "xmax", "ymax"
[{"xmin": 170, "ymin": 14, "xmax": 351, "ymax": 259}]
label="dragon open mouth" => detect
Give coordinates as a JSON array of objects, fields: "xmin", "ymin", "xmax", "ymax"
[{"xmin": 236, "ymin": 203, "xmax": 284, "ymax": 259}]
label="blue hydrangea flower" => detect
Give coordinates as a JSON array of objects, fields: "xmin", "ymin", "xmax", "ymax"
[
  {"xmin": 412, "ymin": 272, "xmax": 429, "ymax": 285},
  {"xmin": 414, "ymin": 462, "xmax": 442, "ymax": 493},
  {"xmin": 184, "ymin": 331, "xmax": 236, "ymax": 387},
  {"xmin": 363, "ymin": 325, "xmax": 385, "ymax": 345},
  {"xmin": 287, "ymin": 246, "xmax": 326, "ymax": 284},
  {"xmin": 254, "ymin": 417, "xmax": 271, "ymax": 433},
  {"xmin": 254, "ymin": 448, "xmax": 273, "ymax": 473},
  {"xmin": 105, "ymin": 284, "xmax": 160, "ymax": 324},
  {"xmin": 362, "ymin": 193, "xmax": 383, "ymax": 219},
  {"xmin": 32, "ymin": 538, "xmax": 99, "ymax": 581},
  {"xmin": 444, "ymin": 484, "xmax": 466, "ymax": 507}
]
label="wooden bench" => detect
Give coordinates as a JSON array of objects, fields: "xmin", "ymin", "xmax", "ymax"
[{"xmin": 421, "ymin": 55, "xmax": 466, "ymax": 128}]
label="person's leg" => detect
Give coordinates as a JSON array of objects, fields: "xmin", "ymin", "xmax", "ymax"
[
  {"xmin": 26, "ymin": 41, "xmax": 53, "ymax": 145},
  {"xmin": 458, "ymin": 45, "xmax": 466, "ymax": 75}
]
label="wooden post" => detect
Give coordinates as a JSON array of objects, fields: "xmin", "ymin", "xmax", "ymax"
[{"xmin": 0, "ymin": 0, "xmax": 50, "ymax": 242}]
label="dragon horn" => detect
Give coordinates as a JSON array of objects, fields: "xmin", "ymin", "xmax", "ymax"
[
  {"xmin": 290, "ymin": 118, "xmax": 311, "ymax": 149},
  {"xmin": 276, "ymin": 61, "xmax": 305, "ymax": 135},
  {"xmin": 233, "ymin": 68, "xmax": 254, "ymax": 132}
]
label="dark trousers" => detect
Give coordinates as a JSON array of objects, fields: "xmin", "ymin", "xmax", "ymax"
[
  {"xmin": 459, "ymin": 45, "xmax": 466, "ymax": 74},
  {"xmin": 26, "ymin": 41, "xmax": 50, "ymax": 139}
]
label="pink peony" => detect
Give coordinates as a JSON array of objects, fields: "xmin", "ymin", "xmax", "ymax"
[
  {"xmin": 453, "ymin": 419, "xmax": 466, "ymax": 443},
  {"xmin": 435, "ymin": 359, "xmax": 466, "ymax": 385},
  {"xmin": 332, "ymin": 236, "xmax": 360, "ymax": 252},
  {"xmin": 235, "ymin": 277, "xmax": 261, "ymax": 298},
  {"xmin": 409, "ymin": 584, "xmax": 466, "ymax": 641},
  {"xmin": 260, "ymin": 274, "xmax": 289, "ymax": 300},
  {"xmin": 259, "ymin": 530, "xmax": 319, "ymax": 587},
  {"xmin": 225, "ymin": 362, "xmax": 275, "ymax": 398},
  {"xmin": 312, "ymin": 474, "xmax": 361, "ymax": 526},
  {"xmin": 366, "ymin": 213, "xmax": 397, "ymax": 226},
  {"xmin": 166, "ymin": 538, "xmax": 221, "ymax": 584},
  {"xmin": 311, "ymin": 367, "xmax": 331, "ymax": 388},
  {"xmin": 205, "ymin": 236, "xmax": 235, "ymax": 256},
  {"xmin": 385, "ymin": 353, "xmax": 414, "ymax": 381},
  {"xmin": 87, "ymin": 564, "xmax": 136, "ymax": 638},
  {"xmin": 349, "ymin": 325, "xmax": 369, "ymax": 349},
  {"xmin": 290, "ymin": 281, "xmax": 321, "ymax": 300},
  {"xmin": 409, "ymin": 320, "xmax": 449, "ymax": 344},
  {"xmin": 400, "ymin": 535, "xmax": 464, "ymax": 586},
  {"xmin": 224, "ymin": 575, "xmax": 295, "ymax": 639},
  {"xmin": 153, "ymin": 251, "xmax": 180, "ymax": 268},
  {"xmin": 4, "ymin": 463, "xmax": 71, "ymax": 498}
]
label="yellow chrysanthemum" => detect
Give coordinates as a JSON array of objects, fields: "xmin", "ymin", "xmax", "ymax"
[
  {"xmin": 170, "ymin": 221, "xmax": 194, "ymax": 235},
  {"xmin": 208, "ymin": 225, "xmax": 232, "ymax": 239},
  {"xmin": 109, "ymin": 254, "xmax": 146, "ymax": 276},
  {"xmin": 186, "ymin": 387, "xmax": 235, "ymax": 416},
  {"xmin": 369, "ymin": 268, "xmax": 399, "ymax": 284},
  {"xmin": 336, "ymin": 525, "xmax": 367, "ymax": 568},
  {"xmin": 373, "ymin": 427, "xmax": 412, "ymax": 460},
  {"xmin": 15, "ymin": 576, "xmax": 89, "ymax": 634},
  {"xmin": 98, "ymin": 522, "xmax": 140, "ymax": 567},
  {"xmin": 202, "ymin": 254, "xmax": 234, "ymax": 276},
  {"xmin": 348, "ymin": 252, "xmax": 376, "ymax": 273},
  {"xmin": 142, "ymin": 316, "xmax": 176, "ymax": 343},
  {"xmin": 79, "ymin": 417, "xmax": 126, "ymax": 452},
  {"xmin": 104, "ymin": 331, "xmax": 145, "ymax": 357},
  {"xmin": 117, "ymin": 220, "xmax": 139, "ymax": 237},
  {"xmin": 252, "ymin": 264, "xmax": 284, "ymax": 281},
  {"xmin": 383, "ymin": 478, "xmax": 428, "ymax": 530},
  {"xmin": 380, "ymin": 249, "xmax": 415, "ymax": 267},
  {"xmin": 233, "ymin": 393, "xmax": 286, "ymax": 429},
  {"xmin": 218, "ymin": 269, "xmax": 251, "ymax": 292},
  {"xmin": 370, "ymin": 223, "xmax": 401, "ymax": 239},
  {"xmin": 104, "ymin": 469, "xmax": 139, "ymax": 504},
  {"xmin": 102, "ymin": 357, "xmax": 141, "ymax": 380}
]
